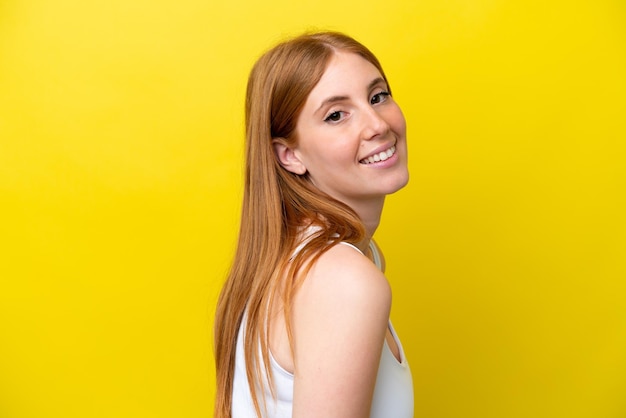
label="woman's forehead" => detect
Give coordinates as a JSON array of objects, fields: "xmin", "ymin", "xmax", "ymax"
[{"xmin": 304, "ymin": 52, "xmax": 385, "ymax": 108}]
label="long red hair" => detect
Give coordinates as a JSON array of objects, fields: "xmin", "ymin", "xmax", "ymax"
[{"xmin": 214, "ymin": 31, "xmax": 390, "ymax": 418}]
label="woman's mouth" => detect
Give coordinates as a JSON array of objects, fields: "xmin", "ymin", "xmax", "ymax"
[{"xmin": 359, "ymin": 145, "xmax": 396, "ymax": 164}]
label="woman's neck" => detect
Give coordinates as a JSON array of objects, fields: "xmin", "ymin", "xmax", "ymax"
[{"xmin": 352, "ymin": 196, "xmax": 385, "ymax": 254}]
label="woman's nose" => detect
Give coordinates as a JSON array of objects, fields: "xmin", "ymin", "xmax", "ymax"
[{"xmin": 361, "ymin": 107, "xmax": 390, "ymax": 141}]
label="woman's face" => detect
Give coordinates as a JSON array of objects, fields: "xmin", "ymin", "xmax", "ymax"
[{"xmin": 289, "ymin": 51, "xmax": 409, "ymax": 210}]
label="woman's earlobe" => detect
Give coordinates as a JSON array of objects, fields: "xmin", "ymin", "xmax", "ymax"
[{"xmin": 272, "ymin": 138, "xmax": 307, "ymax": 175}]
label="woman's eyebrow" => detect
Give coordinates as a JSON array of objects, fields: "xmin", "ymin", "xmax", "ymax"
[
  {"xmin": 368, "ymin": 77, "xmax": 386, "ymax": 90},
  {"xmin": 315, "ymin": 77, "xmax": 387, "ymax": 115},
  {"xmin": 315, "ymin": 95, "xmax": 349, "ymax": 114}
]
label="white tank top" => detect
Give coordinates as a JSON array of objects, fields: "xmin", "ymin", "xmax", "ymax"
[{"xmin": 232, "ymin": 241, "xmax": 414, "ymax": 417}]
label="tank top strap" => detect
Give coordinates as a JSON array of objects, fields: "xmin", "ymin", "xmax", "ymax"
[
  {"xmin": 336, "ymin": 241, "xmax": 363, "ymax": 254},
  {"xmin": 291, "ymin": 227, "xmax": 382, "ymax": 271},
  {"xmin": 368, "ymin": 241, "xmax": 382, "ymax": 271},
  {"xmin": 337, "ymin": 241, "xmax": 382, "ymax": 271}
]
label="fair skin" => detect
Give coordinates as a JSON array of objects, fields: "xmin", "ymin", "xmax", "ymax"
[
  {"xmin": 275, "ymin": 52, "xmax": 408, "ymax": 247},
  {"xmin": 272, "ymin": 51, "xmax": 409, "ymax": 417}
]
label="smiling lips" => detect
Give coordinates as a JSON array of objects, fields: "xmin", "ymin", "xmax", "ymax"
[{"xmin": 359, "ymin": 144, "xmax": 397, "ymax": 164}]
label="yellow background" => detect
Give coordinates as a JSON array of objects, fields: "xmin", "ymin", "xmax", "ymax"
[{"xmin": 1, "ymin": 0, "xmax": 625, "ymax": 417}]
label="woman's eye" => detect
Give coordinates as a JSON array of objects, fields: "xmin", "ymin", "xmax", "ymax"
[
  {"xmin": 324, "ymin": 111, "xmax": 343, "ymax": 122},
  {"xmin": 371, "ymin": 91, "xmax": 390, "ymax": 105}
]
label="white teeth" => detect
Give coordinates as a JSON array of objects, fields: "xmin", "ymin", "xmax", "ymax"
[{"xmin": 360, "ymin": 145, "xmax": 396, "ymax": 164}]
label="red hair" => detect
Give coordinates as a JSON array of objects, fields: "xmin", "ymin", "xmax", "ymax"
[{"xmin": 214, "ymin": 31, "xmax": 390, "ymax": 418}]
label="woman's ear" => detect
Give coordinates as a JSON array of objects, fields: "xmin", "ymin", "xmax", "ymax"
[{"xmin": 272, "ymin": 138, "xmax": 307, "ymax": 175}]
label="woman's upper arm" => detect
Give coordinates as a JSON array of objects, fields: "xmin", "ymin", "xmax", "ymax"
[{"xmin": 291, "ymin": 245, "xmax": 391, "ymax": 418}]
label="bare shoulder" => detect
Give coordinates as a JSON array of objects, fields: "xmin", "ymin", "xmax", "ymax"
[
  {"xmin": 296, "ymin": 243, "xmax": 391, "ymax": 313},
  {"xmin": 290, "ymin": 243, "xmax": 391, "ymax": 418}
]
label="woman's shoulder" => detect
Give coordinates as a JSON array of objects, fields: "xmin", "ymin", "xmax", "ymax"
[
  {"xmin": 295, "ymin": 242, "xmax": 391, "ymax": 319},
  {"xmin": 289, "ymin": 243, "xmax": 392, "ymax": 416},
  {"xmin": 321, "ymin": 241, "xmax": 387, "ymax": 280}
]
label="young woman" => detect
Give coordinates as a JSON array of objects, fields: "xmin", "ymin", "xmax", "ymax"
[{"xmin": 214, "ymin": 31, "xmax": 413, "ymax": 418}]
